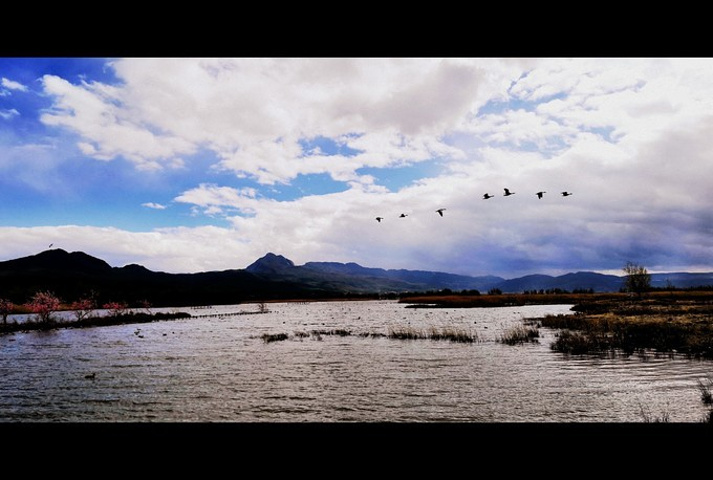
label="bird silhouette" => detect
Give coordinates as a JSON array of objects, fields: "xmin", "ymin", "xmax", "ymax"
[
  {"xmin": 536, "ymin": 191, "xmax": 546, "ymax": 199},
  {"xmin": 399, "ymin": 213, "xmax": 408, "ymax": 218},
  {"xmin": 48, "ymin": 243, "xmax": 53, "ymax": 249},
  {"xmin": 483, "ymin": 193, "xmax": 494, "ymax": 199},
  {"xmin": 436, "ymin": 208, "xmax": 446, "ymax": 217},
  {"xmin": 375, "ymin": 217, "xmax": 384, "ymax": 222},
  {"xmin": 504, "ymin": 188, "xmax": 515, "ymax": 196},
  {"xmin": 561, "ymin": 191, "xmax": 572, "ymax": 197}
]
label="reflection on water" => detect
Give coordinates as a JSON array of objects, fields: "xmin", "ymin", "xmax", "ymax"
[{"xmin": 1, "ymin": 300, "xmax": 711, "ymax": 422}]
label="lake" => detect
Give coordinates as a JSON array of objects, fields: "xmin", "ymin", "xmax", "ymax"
[{"xmin": 1, "ymin": 300, "xmax": 712, "ymax": 423}]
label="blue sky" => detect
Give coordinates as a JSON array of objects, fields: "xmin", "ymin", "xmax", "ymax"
[{"xmin": 1, "ymin": 58, "xmax": 712, "ymax": 277}]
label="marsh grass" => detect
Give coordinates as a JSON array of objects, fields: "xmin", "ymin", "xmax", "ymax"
[
  {"xmin": 263, "ymin": 325, "xmax": 480, "ymax": 343},
  {"xmin": 264, "ymin": 329, "xmax": 353, "ymax": 343},
  {"xmin": 498, "ymin": 324, "xmax": 540, "ymax": 345},
  {"xmin": 387, "ymin": 325, "xmax": 479, "ymax": 343},
  {"xmin": 540, "ymin": 310, "xmax": 713, "ymax": 359},
  {"xmin": 261, "ymin": 332, "xmax": 289, "ymax": 343}
]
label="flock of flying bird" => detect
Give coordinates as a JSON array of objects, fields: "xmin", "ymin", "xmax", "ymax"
[{"xmin": 375, "ymin": 188, "xmax": 573, "ymax": 222}]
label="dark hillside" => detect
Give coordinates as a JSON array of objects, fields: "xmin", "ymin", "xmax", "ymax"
[{"xmin": 0, "ymin": 249, "xmax": 339, "ymax": 306}]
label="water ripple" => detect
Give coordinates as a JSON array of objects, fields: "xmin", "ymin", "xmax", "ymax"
[{"xmin": 1, "ymin": 301, "xmax": 711, "ymax": 422}]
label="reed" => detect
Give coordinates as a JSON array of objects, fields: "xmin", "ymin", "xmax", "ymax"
[
  {"xmin": 387, "ymin": 325, "xmax": 479, "ymax": 343},
  {"xmin": 498, "ymin": 325, "xmax": 540, "ymax": 345}
]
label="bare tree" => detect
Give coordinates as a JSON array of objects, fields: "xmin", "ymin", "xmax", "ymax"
[{"xmin": 623, "ymin": 261, "xmax": 651, "ymax": 297}]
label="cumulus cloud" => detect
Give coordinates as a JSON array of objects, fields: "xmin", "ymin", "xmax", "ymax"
[
  {"xmin": 40, "ymin": 75, "xmax": 196, "ymax": 171},
  {"xmin": 174, "ymin": 184, "xmax": 259, "ymax": 215},
  {"xmin": 38, "ymin": 58, "xmax": 513, "ymax": 185}
]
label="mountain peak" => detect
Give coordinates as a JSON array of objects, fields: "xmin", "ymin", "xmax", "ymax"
[
  {"xmin": 0, "ymin": 248, "xmax": 112, "ymax": 274},
  {"xmin": 245, "ymin": 253, "xmax": 296, "ymax": 274}
]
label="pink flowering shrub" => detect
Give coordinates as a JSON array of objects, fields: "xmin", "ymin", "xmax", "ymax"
[
  {"xmin": 26, "ymin": 291, "xmax": 62, "ymax": 323},
  {"xmin": 103, "ymin": 301, "xmax": 128, "ymax": 317}
]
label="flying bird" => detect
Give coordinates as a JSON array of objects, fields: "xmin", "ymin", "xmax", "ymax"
[
  {"xmin": 399, "ymin": 213, "xmax": 408, "ymax": 218},
  {"xmin": 436, "ymin": 208, "xmax": 446, "ymax": 217},
  {"xmin": 48, "ymin": 243, "xmax": 53, "ymax": 249},
  {"xmin": 504, "ymin": 188, "xmax": 515, "ymax": 196},
  {"xmin": 536, "ymin": 191, "xmax": 546, "ymax": 199},
  {"xmin": 375, "ymin": 217, "xmax": 384, "ymax": 222},
  {"xmin": 561, "ymin": 191, "xmax": 573, "ymax": 197},
  {"xmin": 483, "ymin": 193, "xmax": 494, "ymax": 199}
]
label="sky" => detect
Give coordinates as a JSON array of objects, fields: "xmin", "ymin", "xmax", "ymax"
[{"xmin": 1, "ymin": 57, "xmax": 712, "ymax": 278}]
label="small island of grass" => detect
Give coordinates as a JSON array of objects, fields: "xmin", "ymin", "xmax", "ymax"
[{"xmin": 0, "ymin": 310, "xmax": 192, "ymax": 335}]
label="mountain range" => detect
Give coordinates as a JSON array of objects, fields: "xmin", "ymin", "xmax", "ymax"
[{"xmin": 1, "ymin": 249, "xmax": 712, "ymax": 307}]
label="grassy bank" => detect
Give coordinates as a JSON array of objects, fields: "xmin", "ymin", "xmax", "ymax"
[{"xmin": 0, "ymin": 311, "xmax": 192, "ymax": 335}]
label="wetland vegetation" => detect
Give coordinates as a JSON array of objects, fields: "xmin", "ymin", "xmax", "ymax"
[{"xmin": 400, "ymin": 289, "xmax": 713, "ymax": 359}]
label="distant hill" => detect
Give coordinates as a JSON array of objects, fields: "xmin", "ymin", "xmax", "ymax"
[
  {"xmin": 302, "ymin": 261, "xmax": 504, "ymax": 292},
  {"xmin": 495, "ymin": 272, "xmax": 624, "ymax": 293},
  {"xmin": 0, "ymin": 249, "xmax": 333, "ymax": 306},
  {"xmin": 649, "ymin": 272, "xmax": 713, "ymax": 289},
  {"xmin": 247, "ymin": 253, "xmax": 450, "ymax": 294},
  {"xmin": 234, "ymin": 252, "xmax": 713, "ymax": 294},
  {"xmin": 1, "ymin": 249, "xmax": 712, "ymax": 306}
]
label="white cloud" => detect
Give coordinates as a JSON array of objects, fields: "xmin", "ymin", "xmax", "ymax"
[
  {"xmin": 174, "ymin": 184, "xmax": 259, "ymax": 215},
  {"xmin": 40, "ymin": 75, "xmax": 196, "ymax": 170},
  {"xmin": 1, "ymin": 77, "xmax": 28, "ymax": 92},
  {"xmin": 0, "ymin": 108, "xmax": 19, "ymax": 120},
  {"xmin": 39, "ymin": 58, "xmax": 517, "ymax": 185},
  {"xmin": 142, "ymin": 202, "xmax": 167, "ymax": 210}
]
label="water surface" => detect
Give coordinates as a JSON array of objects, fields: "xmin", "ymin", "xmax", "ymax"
[{"xmin": 1, "ymin": 300, "xmax": 711, "ymax": 422}]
